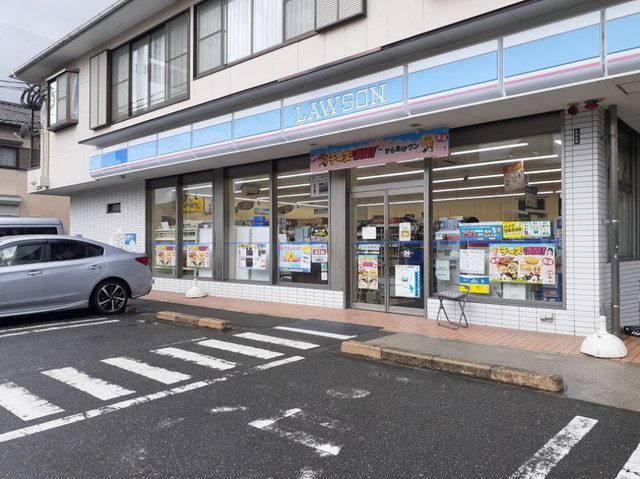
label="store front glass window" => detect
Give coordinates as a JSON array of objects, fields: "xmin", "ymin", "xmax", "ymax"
[
  {"xmin": 151, "ymin": 185, "xmax": 178, "ymax": 277},
  {"xmin": 227, "ymin": 173, "xmax": 271, "ymax": 281},
  {"xmin": 277, "ymin": 169, "xmax": 329, "ymax": 285},
  {"xmin": 182, "ymin": 180, "xmax": 214, "ymax": 278},
  {"xmin": 432, "ymin": 132, "xmax": 563, "ymax": 303}
]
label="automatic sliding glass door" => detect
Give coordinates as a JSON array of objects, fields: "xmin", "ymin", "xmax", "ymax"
[{"xmin": 351, "ymin": 188, "xmax": 424, "ymax": 314}]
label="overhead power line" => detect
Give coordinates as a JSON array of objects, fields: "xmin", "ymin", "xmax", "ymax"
[
  {"xmin": 0, "ymin": 22, "xmax": 52, "ymax": 45},
  {"xmin": 0, "ymin": 23, "xmax": 51, "ymax": 47}
]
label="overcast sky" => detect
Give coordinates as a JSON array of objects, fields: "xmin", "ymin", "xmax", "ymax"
[{"xmin": 0, "ymin": 0, "xmax": 114, "ymax": 102}]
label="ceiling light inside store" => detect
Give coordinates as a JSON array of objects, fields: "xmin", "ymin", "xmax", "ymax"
[
  {"xmin": 529, "ymin": 180, "xmax": 561, "ymax": 185},
  {"xmin": 434, "ymin": 154, "xmax": 559, "ymax": 172},
  {"xmin": 434, "ymin": 184, "xmax": 504, "ymax": 193},
  {"xmin": 450, "ymin": 142, "xmax": 528, "ymax": 156},
  {"xmin": 358, "ymin": 170, "xmax": 423, "ymax": 181},
  {"xmin": 554, "ymin": 139, "xmax": 562, "ymax": 145},
  {"xmin": 234, "ymin": 177, "xmax": 269, "ymax": 185},
  {"xmin": 433, "ymin": 193, "xmax": 525, "ymax": 202},
  {"xmin": 356, "ymin": 163, "xmax": 387, "ymax": 169}
]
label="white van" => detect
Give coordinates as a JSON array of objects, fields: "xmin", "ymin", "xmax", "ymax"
[{"xmin": 0, "ymin": 217, "xmax": 64, "ymax": 237}]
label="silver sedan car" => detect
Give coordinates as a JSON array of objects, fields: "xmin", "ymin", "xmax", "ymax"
[{"xmin": 0, "ymin": 235, "xmax": 152, "ymax": 318}]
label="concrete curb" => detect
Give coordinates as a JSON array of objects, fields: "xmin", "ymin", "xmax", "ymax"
[
  {"xmin": 341, "ymin": 341, "xmax": 564, "ymax": 393},
  {"xmin": 156, "ymin": 311, "xmax": 231, "ymax": 331}
]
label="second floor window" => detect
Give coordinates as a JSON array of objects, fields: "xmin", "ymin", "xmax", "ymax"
[
  {"xmin": 111, "ymin": 12, "xmax": 189, "ymax": 121},
  {"xmin": 195, "ymin": 0, "xmax": 316, "ymax": 76},
  {"xmin": 48, "ymin": 71, "xmax": 79, "ymax": 131}
]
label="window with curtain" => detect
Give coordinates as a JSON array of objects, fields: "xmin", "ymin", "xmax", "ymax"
[
  {"xmin": 47, "ymin": 71, "xmax": 79, "ymax": 131},
  {"xmin": 284, "ymin": 0, "xmax": 314, "ymax": 39},
  {"xmin": 131, "ymin": 36, "xmax": 150, "ymax": 114},
  {"xmin": 0, "ymin": 147, "xmax": 17, "ymax": 169},
  {"xmin": 226, "ymin": 0, "xmax": 252, "ymax": 63},
  {"xmin": 110, "ymin": 12, "xmax": 189, "ymax": 120},
  {"xmin": 196, "ymin": 0, "xmax": 224, "ymax": 75},
  {"xmin": 618, "ymin": 122, "xmax": 639, "ymax": 259},
  {"xmin": 111, "ymin": 45, "xmax": 130, "ymax": 121},
  {"xmin": 150, "ymin": 30, "xmax": 166, "ymax": 107},
  {"xmin": 168, "ymin": 14, "xmax": 189, "ymax": 99},
  {"xmin": 253, "ymin": 0, "xmax": 283, "ymax": 52}
]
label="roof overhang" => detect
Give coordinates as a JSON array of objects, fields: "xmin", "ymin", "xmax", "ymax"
[
  {"xmin": 75, "ymin": 0, "xmax": 625, "ymax": 148},
  {"xmin": 12, "ymin": 0, "xmax": 175, "ymax": 83}
]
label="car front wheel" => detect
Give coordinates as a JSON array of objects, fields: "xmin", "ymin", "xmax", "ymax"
[{"xmin": 92, "ymin": 280, "xmax": 128, "ymax": 315}]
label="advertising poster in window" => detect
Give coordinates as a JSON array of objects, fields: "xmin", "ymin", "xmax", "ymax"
[
  {"xmin": 155, "ymin": 244, "xmax": 176, "ymax": 267},
  {"xmin": 460, "ymin": 275, "xmax": 490, "ymax": 294},
  {"xmin": 183, "ymin": 195, "xmax": 205, "ymax": 213},
  {"xmin": 399, "ymin": 222, "xmax": 412, "ymax": 241},
  {"xmin": 357, "ymin": 254, "xmax": 379, "ymax": 290},
  {"xmin": 311, "ymin": 243, "xmax": 329, "ymax": 263},
  {"xmin": 489, "ymin": 244, "xmax": 556, "ymax": 285},
  {"xmin": 238, "ymin": 244, "xmax": 268, "ymax": 270},
  {"xmin": 503, "ymin": 221, "xmax": 551, "ymax": 239},
  {"xmin": 503, "ymin": 161, "xmax": 525, "ymax": 192},
  {"xmin": 310, "ymin": 128, "xmax": 449, "ymax": 172},
  {"xmin": 279, "ymin": 244, "xmax": 311, "ymax": 272},
  {"xmin": 459, "ymin": 222, "xmax": 503, "ymax": 241},
  {"xmin": 310, "ymin": 173, "xmax": 329, "ymax": 197},
  {"xmin": 186, "ymin": 243, "xmax": 210, "ymax": 268},
  {"xmin": 395, "ymin": 264, "xmax": 421, "ymax": 298},
  {"xmin": 459, "ymin": 249, "xmax": 486, "ymax": 275}
]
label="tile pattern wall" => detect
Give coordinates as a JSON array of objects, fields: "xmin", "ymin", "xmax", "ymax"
[
  {"xmin": 70, "ymin": 181, "xmax": 146, "ymax": 252},
  {"xmin": 153, "ymin": 278, "xmax": 344, "ymax": 309}
]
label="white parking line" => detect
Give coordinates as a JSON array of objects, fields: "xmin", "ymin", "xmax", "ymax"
[
  {"xmin": 0, "ymin": 317, "xmax": 108, "ymax": 334},
  {"xmin": 153, "ymin": 347, "xmax": 236, "ymax": 370},
  {"xmin": 234, "ymin": 332, "xmax": 319, "ymax": 350},
  {"xmin": 508, "ymin": 416, "xmax": 598, "ymax": 479},
  {"xmin": 101, "ymin": 357, "xmax": 191, "ymax": 385},
  {"xmin": 0, "ymin": 320, "xmax": 119, "ymax": 339},
  {"xmin": 0, "ymin": 356, "xmax": 304, "ymax": 444},
  {"xmin": 254, "ymin": 356, "xmax": 305, "ymax": 370},
  {"xmin": 274, "ymin": 326, "xmax": 356, "ymax": 340},
  {"xmin": 616, "ymin": 442, "xmax": 640, "ymax": 478},
  {"xmin": 41, "ymin": 367, "xmax": 135, "ymax": 401},
  {"xmin": 248, "ymin": 407, "xmax": 342, "ymax": 457},
  {"xmin": 197, "ymin": 338, "xmax": 284, "ymax": 359},
  {"xmin": 0, "ymin": 382, "xmax": 64, "ymax": 421}
]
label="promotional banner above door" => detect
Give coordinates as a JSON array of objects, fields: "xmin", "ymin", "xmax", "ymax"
[{"xmin": 309, "ymin": 128, "xmax": 449, "ymax": 172}]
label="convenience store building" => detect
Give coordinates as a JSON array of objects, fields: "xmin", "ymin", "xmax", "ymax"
[{"xmin": 13, "ymin": 0, "xmax": 640, "ymax": 336}]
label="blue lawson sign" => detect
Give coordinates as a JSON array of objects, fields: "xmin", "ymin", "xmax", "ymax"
[{"xmin": 283, "ymin": 76, "xmax": 404, "ymax": 129}]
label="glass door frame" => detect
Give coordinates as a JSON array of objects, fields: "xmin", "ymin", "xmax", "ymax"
[{"xmin": 350, "ymin": 185, "xmax": 427, "ymax": 316}]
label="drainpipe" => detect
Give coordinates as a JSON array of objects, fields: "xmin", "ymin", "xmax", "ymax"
[{"xmin": 609, "ymin": 105, "xmax": 621, "ymax": 337}]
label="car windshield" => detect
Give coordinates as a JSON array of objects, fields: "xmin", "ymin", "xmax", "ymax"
[{"xmin": 0, "ymin": 245, "xmax": 17, "ymax": 267}]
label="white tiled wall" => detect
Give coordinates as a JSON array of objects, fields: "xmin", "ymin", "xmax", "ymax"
[
  {"xmin": 152, "ymin": 278, "xmax": 344, "ymax": 309},
  {"xmin": 70, "ymin": 180, "xmax": 146, "ymax": 252}
]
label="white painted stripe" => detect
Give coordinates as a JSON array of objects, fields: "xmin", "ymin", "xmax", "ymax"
[
  {"xmin": 0, "ymin": 354, "xmax": 299, "ymax": 444},
  {"xmin": 234, "ymin": 332, "xmax": 319, "ymax": 350},
  {"xmin": 253, "ymin": 356, "xmax": 305, "ymax": 370},
  {"xmin": 0, "ymin": 320, "xmax": 118, "ymax": 339},
  {"xmin": 248, "ymin": 408, "xmax": 341, "ymax": 457},
  {"xmin": 297, "ymin": 467, "xmax": 322, "ymax": 479},
  {"xmin": 197, "ymin": 338, "xmax": 283, "ymax": 359},
  {"xmin": 249, "ymin": 408, "xmax": 302, "ymax": 429},
  {"xmin": 0, "ymin": 382, "xmax": 64, "ymax": 421},
  {"xmin": 0, "ymin": 317, "xmax": 108, "ymax": 333},
  {"xmin": 101, "ymin": 357, "xmax": 191, "ymax": 385},
  {"xmin": 209, "ymin": 406, "xmax": 247, "ymax": 413},
  {"xmin": 509, "ymin": 416, "xmax": 598, "ymax": 479},
  {"xmin": 273, "ymin": 326, "xmax": 356, "ymax": 340},
  {"xmin": 41, "ymin": 367, "xmax": 135, "ymax": 401},
  {"xmin": 153, "ymin": 347, "xmax": 236, "ymax": 370},
  {"xmin": 616, "ymin": 442, "xmax": 640, "ymax": 479}
]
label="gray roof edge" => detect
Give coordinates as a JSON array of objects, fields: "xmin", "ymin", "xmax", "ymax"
[{"xmin": 12, "ymin": 0, "xmax": 134, "ymax": 80}]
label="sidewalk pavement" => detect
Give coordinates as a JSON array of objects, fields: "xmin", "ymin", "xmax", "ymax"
[{"xmin": 144, "ymin": 290, "xmax": 640, "ymax": 411}]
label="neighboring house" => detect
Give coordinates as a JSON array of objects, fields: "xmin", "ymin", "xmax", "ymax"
[
  {"xmin": 0, "ymin": 100, "xmax": 69, "ymax": 230},
  {"xmin": 11, "ymin": 0, "xmax": 640, "ymax": 335}
]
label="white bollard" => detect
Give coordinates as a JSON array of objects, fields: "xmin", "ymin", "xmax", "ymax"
[{"xmin": 580, "ymin": 315, "xmax": 628, "ymax": 358}]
